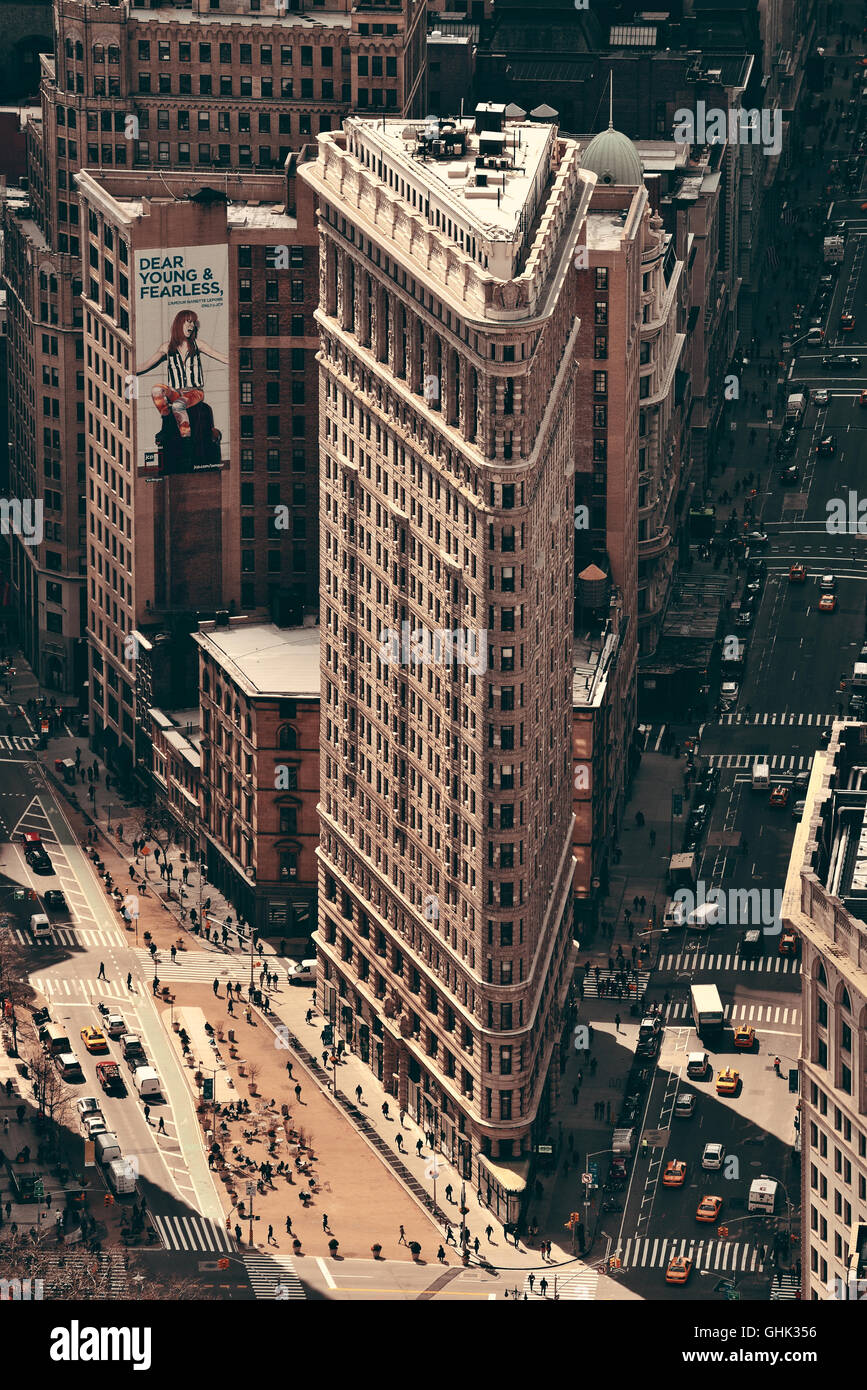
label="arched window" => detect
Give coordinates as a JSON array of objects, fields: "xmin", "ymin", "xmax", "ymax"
[
  {"xmin": 841, "ymin": 987, "xmax": 852, "ymax": 1013},
  {"xmin": 75, "ymin": 41, "xmax": 83, "ymax": 59},
  {"xmin": 816, "ymin": 961, "xmax": 827, "ymax": 988},
  {"xmin": 65, "ymin": 39, "xmax": 74, "ymax": 57},
  {"xmin": 278, "ymin": 724, "xmax": 297, "ymax": 750},
  {"xmin": 93, "ymin": 44, "xmax": 105, "ymax": 63}
]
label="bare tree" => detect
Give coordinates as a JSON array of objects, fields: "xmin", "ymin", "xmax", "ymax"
[
  {"xmin": 25, "ymin": 1045, "xmax": 74, "ymax": 1159},
  {"xmin": 0, "ymin": 923, "xmax": 36, "ymax": 1056},
  {"xmin": 0, "ymin": 1235, "xmax": 217, "ymax": 1300}
]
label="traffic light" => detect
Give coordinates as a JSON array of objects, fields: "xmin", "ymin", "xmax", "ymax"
[{"xmin": 202, "ymin": 1077, "xmax": 214, "ymax": 1101}]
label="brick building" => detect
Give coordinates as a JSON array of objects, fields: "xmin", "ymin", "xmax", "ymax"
[
  {"xmin": 75, "ymin": 166, "xmax": 315, "ymax": 781},
  {"xmin": 3, "ymin": 0, "xmax": 426, "ymax": 693},
  {"xmin": 300, "ymin": 113, "xmax": 595, "ymax": 1217},
  {"xmin": 194, "ymin": 615, "xmax": 320, "ymax": 942}
]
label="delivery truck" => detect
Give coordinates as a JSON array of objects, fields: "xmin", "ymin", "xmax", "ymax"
[
  {"xmin": 690, "ymin": 983, "xmax": 725, "ymax": 1040},
  {"xmin": 786, "ymin": 393, "xmax": 807, "ymax": 425},
  {"xmin": 823, "ymin": 235, "xmax": 845, "ymax": 263},
  {"xmin": 105, "ymin": 1158, "xmax": 137, "ymax": 1196},
  {"xmin": 752, "ymin": 758, "xmax": 770, "ymax": 790},
  {"xmin": 748, "ymin": 1176, "xmax": 779, "ymax": 1214},
  {"xmin": 94, "ymin": 1131, "xmax": 122, "ymax": 1166}
]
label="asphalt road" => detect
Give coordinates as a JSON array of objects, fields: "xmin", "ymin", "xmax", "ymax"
[{"xmin": 0, "ymin": 736, "xmax": 237, "ymax": 1284}]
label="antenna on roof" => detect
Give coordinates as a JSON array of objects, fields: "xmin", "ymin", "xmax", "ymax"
[{"xmin": 609, "ymin": 74, "xmax": 614, "ymax": 130}]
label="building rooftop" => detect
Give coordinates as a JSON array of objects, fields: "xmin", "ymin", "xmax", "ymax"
[
  {"xmin": 345, "ymin": 114, "xmax": 557, "ymax": 246},
  {"xmin": 194, "ymin": 620, "xmax": 321, "ymax": 700},
  {"xmin": 580, "ymin": 124, "xmax": 643, "ymax": 189},
  {"xmin": 127, "ymin": 5, "xmax": 351, "ymax": 28},
  {"xmin": 75, "ymin": 170, "xmax": 297, "ymax": 229}
]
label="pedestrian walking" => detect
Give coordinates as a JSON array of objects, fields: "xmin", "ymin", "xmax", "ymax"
[
  {"xmin": 639, "ymin": 895, "xmax": 646, "ymax": 913},
  {"xmin": 445, "ymin": 1183, "xmax": 453, "ymax": 1202},
  {"xmin": 416, "ymin": 1138, "xmax": 423, "ymax": 1156},
  {"xmin": 322, "ymin": 1051, "xmax": 329, "ymax": 1067},
  {"xmin": 96, "ymin": 960, "xmax": 107, "ymax": 980},
  {"xmin": 268, "ymin": 1224, "xmax": 275, "ymax": 1246},
  {"xmin": 398, "ymin": 1108, "xmax": 406, "ymax": 1127},
  {"xmin": 445, "ymin": 1225, "xmax": 456, "ymax": 1245},
  {"xmin": 382, "ymin": 1101, "xmax": 390, "ymax": 1119},
  {"xmin": 486, "ymin": 1224, "xmax": 494, "ymax": 1241},
  {"xmin": 395, "ymin": 1134, "xmax": 404, "ymax": 1152},
  {"xmin": 305, "ymin": 1008, "xmax": 313, "ymax": 1025},
  {"xmin": 294, "ymin": 1083, "xmax": 302, "ymax": 1102},
  {"xmin": 126, "ymin": 972, "xmax": 132, "ymax": 990},
  {"xmin": 286, "ymin": 1060, "xmax": 294, "ymax": 1079},
  {"xmin": 285, "ymin": 1215, "xmax": 293, "ymax": 1235},
  {"xmin": 144, "ymin": 1104, "xmax": 151, "ymax": 1125},
  {"xmin": 235, "ymin": 1224, "xmax": 242, "ymax": 1245},
  {"xmin": 614, "ymin": 1012, "xmax": 621, "ymax": 1033},
  {"xmin": 528, "ymin": 1273, "xmax": 535, "ymax": 1293},
  {"xmin": 170, "ymin": 945, "xmax": 176, "ymax": 962},
  {"xmin": 539, "ymin": 1277, "xmax": 548, "ymax": 1297},
  {"xmin": 473, "ymin": 1236, "xmax": 480, "ymax": 1254},
  {"xmin": 212, "ymin": 978, "xmax": 219, "ymax": 996},
  {"xmin": 322, "ymin": 1214, "xmax": 329, "ymax": 1232},
  {"xmin": 398, "ymin": 1225, "xmax": 408, "ymax": 1245},
  {"xmin": 437, "ymin": 1244, "xmax": 446, "ymax": 1263},
  {"xmin": 152, "ymin": 976, "xmax": 159, "ymax": 995},
  {"xmin": 355, "ymin": 1085, "xmax": 363, "ymax": 1103},
  {"xmin": 157, "ymin": 1117, "xmax": 166, "ymax": 1134}
]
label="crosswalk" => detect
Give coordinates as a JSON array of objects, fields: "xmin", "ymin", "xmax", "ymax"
[
  {"xmin": 152, "ymin": 1212, "xmax": 237, "ymax": 1254},
  {"xmin": 242, "ymin": 1251, "xmax": 306, "ymax": 1300},
  {"xmin": 39, "ymin": 1251, "xmax": 129, "ymax": 1299},
  {"xmin": 130, "ymin": 950, "xmax": 252, "ymax": 982},
  {"xmin": 657, "ymin": 952, "xmax": 801, "ymax": 976},
  {"xmin": 717, "ymin": 712, "xmax": 835, "ymax": 727},
  {"xmin": 13, "ymin": 925, "xmax": 126, "ymax": 949},
  {"xmin": 580, "ymin": 970, "xmax": 651, "ymax": 999},
  {"xmin": 665, "ymin": 999, "xmax": 801, "ymax": 1027},
  {"xmin": 620, "ymin": 1236, "xmax": 765, "ymax": 1273},
  {"xmin": 30, "ymin": 975, "xmax": 131, "ymax": 1001},
  {"xmin": 770, "ymin": 1272, "xmax": 801, "ymax": 1300},
  {"xmin": 548, "ymin": 1266, "xmax": 600, "ymax": 1300},
  {"xmin": 0, "ymin": 734, "xmax": 37, "ymax": 752},
  {"xmin": 707, "ymin": 753, "xmax": 814, "ymax": 772}
]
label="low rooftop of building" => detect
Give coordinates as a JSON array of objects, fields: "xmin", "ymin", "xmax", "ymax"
[{"xmin": 194, "ymin": 618, "xmax": 320, "ymax": 700}]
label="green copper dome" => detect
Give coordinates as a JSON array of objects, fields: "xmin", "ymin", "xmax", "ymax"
[{"xmin": 581, "ymin": 124, "xmax": 643, "ymax": 188}]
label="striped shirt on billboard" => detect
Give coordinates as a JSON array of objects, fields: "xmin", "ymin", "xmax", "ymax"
[{"xmin": 167, "ymin": 349, "xmax": 204, "ymax": 392}]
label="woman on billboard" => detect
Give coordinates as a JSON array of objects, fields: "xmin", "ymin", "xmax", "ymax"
[{"xmin": 135, "ymin": 309, "xmax": 229, "ymax": 470}]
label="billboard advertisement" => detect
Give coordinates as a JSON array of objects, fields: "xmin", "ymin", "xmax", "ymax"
[{"xmin": 132, "ymin": 246, "xmax": 230, "ymax": 477}]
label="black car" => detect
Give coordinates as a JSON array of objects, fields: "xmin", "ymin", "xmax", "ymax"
[
  {"xmin": 817, "ymin": 434, "xmax": 837, "ymax": 456},
  {"xmin": 696, "ymin": 768, "xmax": 721, "ymax": 803},
  {"xmin": 792, "ymin": 771, "xmax": 810, "ymax": 796},
  {"xmin": 778, "ymin": 465, "xmax": 799, "ymax": 484},
  {"xmin": 44, "ymin": 889, "xmax": 68, "ymax": 913},
  {"xmin": 22, "ymin": 834, "xmax": 52, "ymax": 875},
  {"xmin": 739, "ymin": 929, "xmax": 764, "ymax": 959},
  {"xmin": 746, "ymin": 558, "xmax": 766, "ymax": 580},
  {"xmin": 822, "ymin": 354, "xmax": 861, "ymax": 370}
]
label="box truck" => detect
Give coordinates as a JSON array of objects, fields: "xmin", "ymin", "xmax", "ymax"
[
  {"xmin": 823, "ymin": 235, "xmax": 845, "ymax": 263},
  {"xmin": 748, "ymin": 1176, "xmax": 779, "ymax": 1214},
  {"xmin": 105, "ymin": 1158, "xmax": 137, "ymax": 1196},
  {"xmin": 786, "ymin": 393, "xmax": 807, "ymax": 425},
  {"xmin": 752, "ymin": 758, "xmax": 770, "ymax": 790},
  {"xmin": 690, "ymin": 984, "xmax": 725, "ymax": 1039}
]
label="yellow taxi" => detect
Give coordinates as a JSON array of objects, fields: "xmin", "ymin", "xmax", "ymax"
[
  {"xmin": 733, "ymin": 1025, "xmax": 756, "ymax": 1051},
  {"xmin": 769, "ymin": 785, "xmax": 789, "ymax": 808},
  {"xmin": 818, "ymin": 593, "xmax": 837, "ymax": 612},
  {"xmin": 696, "ymin": 1195, "xmax": 723, "ymax": 1223},
  {"xmin": 665, "ymin": 1255, "xmax": 692, "ymax": 1285},
  {"xmin": 80, "ymin": 1026, "xmax": 109, "ymax": 1054},
  {"xmin": 788, "ymin": 562, "xmax": 807, "ymax": 583},
  {"xmin": 663, "ymin": 1160, "xmax": 688, "ymax": 1188},
  {"xmin": 715, "ymin": 1067, "xmax": 740, "ymax": 1096}
]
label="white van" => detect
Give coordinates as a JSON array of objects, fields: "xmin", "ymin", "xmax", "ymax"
[
  {"xmin": 686, "ymin": 901, "xmax": 720, "ymax": 931},
  {"xmin": 752, "ymin": 759, "xmax": 770, "ymax": 790},
  {"xmin": 663, "ymin": 899, "xmax": 688, "ymax": 931},
  {"xmin": 30, "ymin": 913, "xmax": 53, "ymax": 944},
  {"xmin": 133, "ymin": 1066, "xmax": 162, "ymax": 1098}
]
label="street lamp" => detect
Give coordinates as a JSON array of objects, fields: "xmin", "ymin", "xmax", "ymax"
[{"xmin": 581, "ymin": 1147, "xmax": 614, "ymax": 1253}]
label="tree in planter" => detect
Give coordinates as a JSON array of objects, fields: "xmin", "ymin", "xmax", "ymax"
[
  {"xmin": 0, "ymin": 925, "xmax": 33, "ymax": 1055},
  {"xmin": 26, "ymin": 1044, "xmax": 74, "ymax": 1160},
  {"xmin": 246, "ymin": 1061, "xmax": 261, "ymax": 1095}
]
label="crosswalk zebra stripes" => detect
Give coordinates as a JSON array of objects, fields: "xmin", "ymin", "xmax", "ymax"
[
  {"xmin": 152, "ymin": 1212, "xmax": 237, "ymax": 1254},
  {"xmin": 620, "ymin": 1236, "xmax": 764, "ymax": 1273},
  {"xmin": 130, "ymin": 950, "xmax": 257, "ymax": 982},
  {"xmin": 242, "ymin": 1251, "xmax": 306, "ymax": 1300},
  {"xmin": 548, "ymin": 1267, "xmax": 600, "ymax": 1300},
  {"xmin": 38, "ymin": 1251, "xmax": 129, "ymax": 1299},
  {"xmin": 0, "ymin": 734, "xmax": 37, "ymax": 752},
  {"xmin": 657, "ymin": 952, "xmax": 801, "ymax": 976},
  {"xmin": 665, "ymin": 999, "xmax": 801, "ymax": 1027},
  {"xmin": 14, "ymin": 925, "xmax": 126, "ymax": 949},
  {"xmin": 707, "ymin": 752, "xmax": 814, "ymax": 772},
  {"xmin": 580, "ymin": 970, "xmax": 651, "ymax": 999},
  {"xmin": 717, "ymin": 712, "xmax": 835, "ymax": 727},
  {"xmin": 30, "ymin": 975, "xmax": 131, "ymax": 1000},
  {"xmin": 770, "ymin": 1272, "xmax": 801, "ymax": 1300}
]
